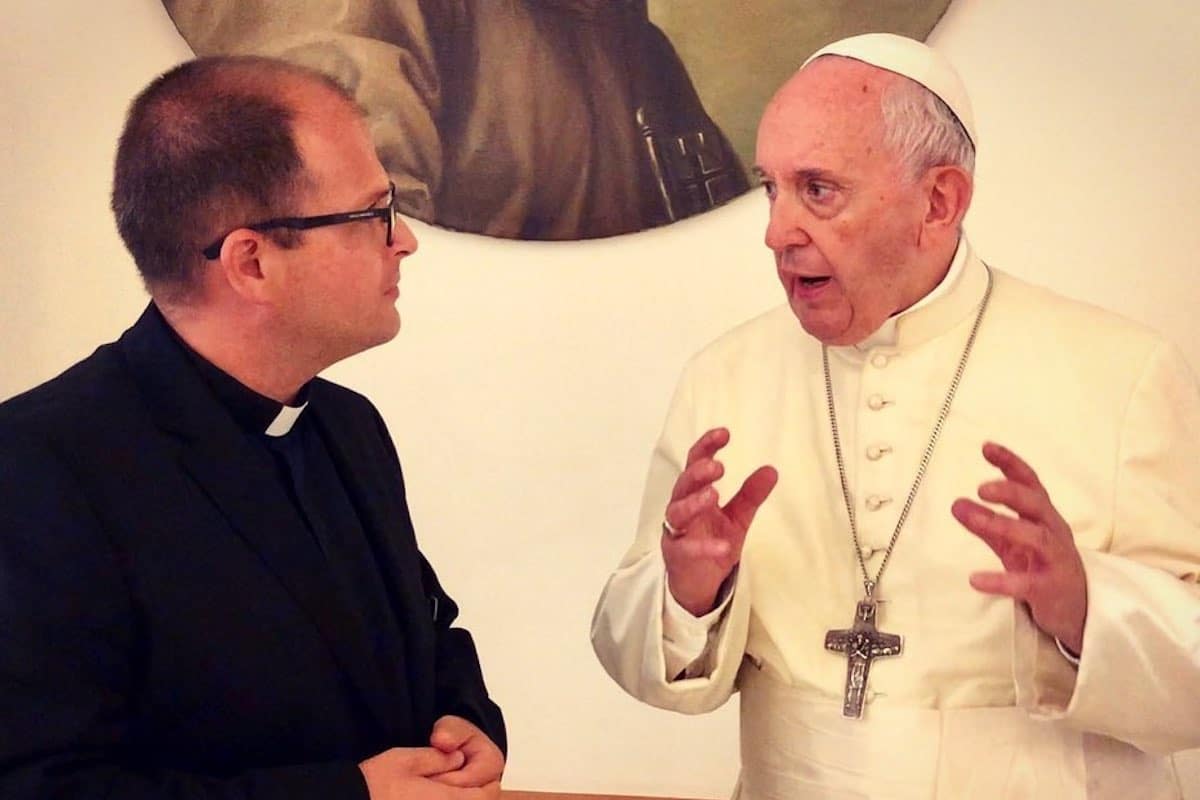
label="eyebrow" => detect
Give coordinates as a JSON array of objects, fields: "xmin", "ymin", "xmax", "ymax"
[
  {"xmin": 755, "ymin": 167, "xmax": 842, "ymax": 184},
  {"xmin": 795, "ymin": 168, "xmax": 838, "ymax": 183},
  {"xmin": 365, "ymin": 186, "xmax": 392, "ymax": 207}
]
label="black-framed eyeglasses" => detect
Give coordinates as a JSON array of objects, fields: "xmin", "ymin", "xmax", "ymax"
[{"xmin": 201, "ymin": 182, "xmax": 397, "ymax": 260}]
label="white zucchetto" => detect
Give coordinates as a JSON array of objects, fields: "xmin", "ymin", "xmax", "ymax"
[{"xmin": 804, "ymin": 32, "xmax": 977, "ymax": 146}]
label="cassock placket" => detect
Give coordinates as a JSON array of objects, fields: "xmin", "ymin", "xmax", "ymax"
[{"xmin": 263, "ymin": 414, "xmax": 406, "ymax": 687}]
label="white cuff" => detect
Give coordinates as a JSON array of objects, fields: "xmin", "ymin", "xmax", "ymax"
[{"xmin": 661, "ymin": 573, "xmax": 734, "ymax": 679}]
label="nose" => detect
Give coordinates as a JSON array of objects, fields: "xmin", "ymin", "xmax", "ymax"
[
  {"xmin": 764, "ymin": 192, "xmax": 812, "ymax": 253},
  {"xmin": 391, "ymin": 215, "xmax": 418, "ymax": 257}
]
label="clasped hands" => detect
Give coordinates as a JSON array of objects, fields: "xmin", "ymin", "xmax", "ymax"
[
  {"xmin": 359, "ymin": 715, "xmax": 504, "ymax": 800},
  {"xmin": 663, "ymin": 429, "xmax": 1087, "ymax": 655}
]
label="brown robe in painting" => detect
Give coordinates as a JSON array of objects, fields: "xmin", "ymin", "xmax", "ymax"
[{"xmin": 164, "ymin": 0, "xmax": 748, "ymax": 240}]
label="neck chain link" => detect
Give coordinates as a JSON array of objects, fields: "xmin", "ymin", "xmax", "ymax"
[{"xmin": 823, "ymin": 267, "xmax": 993, "ymax": 600}]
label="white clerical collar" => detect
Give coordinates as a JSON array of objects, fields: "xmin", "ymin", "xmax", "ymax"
[
  {"xmin": 854, "ymin": 237, "xmax": 969, "ymax": 351},
  {"xmin": 264, "ymin": 402, "xmax": 308, "ymax": 437}
]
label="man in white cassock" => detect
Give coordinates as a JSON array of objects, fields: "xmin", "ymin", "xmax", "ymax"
[{"xmin": 591, "ymin": 33, "xmax": 1200, "ymax": 800}]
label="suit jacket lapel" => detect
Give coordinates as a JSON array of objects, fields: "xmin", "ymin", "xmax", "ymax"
[
  {"xmin": 117, "ymin": 304, "xmax": 395, "ymax": 736},
  {"xmin": 308, "ymin": 386, "xmax": 437, "ymax": 734}
]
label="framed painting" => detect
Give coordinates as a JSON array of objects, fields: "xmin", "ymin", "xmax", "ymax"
[{"xmin": 165, "ymin": 1, "xmax": 951, "ymax": 241}]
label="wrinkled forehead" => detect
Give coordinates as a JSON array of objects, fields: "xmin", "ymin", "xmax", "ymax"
[
  {"xmin": 801, "ymin": 32, "xmax": 977, "ymax": 146},
  {"xmin": 756, "ymin": 58, "xmax": 892, "ymax": 154},
  {"xmin": 775, "ymin": 56, "xmax": 894, "ymax": 117}
]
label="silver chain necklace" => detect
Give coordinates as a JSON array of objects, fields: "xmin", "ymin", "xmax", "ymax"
[{"xmin": 822, "ymin": 265, "xmax": 993, "ymax": 719}]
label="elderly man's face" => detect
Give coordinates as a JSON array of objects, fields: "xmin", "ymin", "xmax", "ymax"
[{"xmin": 755, "ymin": 57, "xmax": 931, "ymax": 346}]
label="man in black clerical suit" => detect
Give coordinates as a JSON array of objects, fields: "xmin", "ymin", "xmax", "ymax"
[{"xmin": 0, "ymin": 56, "xmax": 505, "ymax": 799}]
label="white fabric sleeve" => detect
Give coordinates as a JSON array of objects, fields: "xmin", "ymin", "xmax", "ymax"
[
  {"xmin": 1014, "ymin": 340, "xmax": 1200, "ymax": 755},
  {"xmin": 591, "ymin": 363, "xmax": 749, "ymax": 713},
  {"xmin": 662, "ymin": 573, "xmax": 735, "ymax": 680}
]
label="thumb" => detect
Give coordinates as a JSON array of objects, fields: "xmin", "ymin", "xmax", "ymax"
[
  {"xmin": 430, "ymin": 716, "xmax": 473, "ymax": 752},
  {"xmin": 402, "ymin": 746, "xmax": 466, "ymax": 776},
  {"xmin": 723, "ymin": 466, "xmax": 778, "ymax": 531}
]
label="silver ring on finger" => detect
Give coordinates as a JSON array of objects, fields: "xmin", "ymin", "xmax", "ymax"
[{"xmin": 662, "ymin": 518, "xmax": 684, "ymax": 538}]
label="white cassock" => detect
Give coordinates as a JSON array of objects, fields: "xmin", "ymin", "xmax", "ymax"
[{"xmin": 591, "ymin": 239, "xmax": 1200, "ymax": 799}]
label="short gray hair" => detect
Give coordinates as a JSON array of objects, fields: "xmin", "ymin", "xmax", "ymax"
[{"xmin": 880, "ymin": 75, "xmax": 975, "ymax": 178}]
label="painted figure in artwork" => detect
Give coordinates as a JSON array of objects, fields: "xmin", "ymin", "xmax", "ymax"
[
  {"xmin": 165, "ymin": 0, "xmax": 747, "ymax": 240},
  {"xmin": 164, "ymin": 0, "xmax": 951, "ymax": 241}
]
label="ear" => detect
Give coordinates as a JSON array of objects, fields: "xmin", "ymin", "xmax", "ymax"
[
  {"xmin": 215, "ymin": 229, "xmax": 274, "ymax": 304},
  {"xmin": 922, "ymin": 165, "xmax": 973, "ymax": 234}
]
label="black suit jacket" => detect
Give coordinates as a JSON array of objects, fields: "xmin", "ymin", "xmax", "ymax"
[{"xmin": 0, "ymin": 305, "xmax": 505, "ymax": 799}]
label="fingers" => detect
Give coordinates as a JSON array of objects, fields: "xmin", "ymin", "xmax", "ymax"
[
  {"xmin": 667, "ymin": 432, "xmax": 730, "ymax": 528},
  {"xmin": 982, "ymin": 442, "xmax": 1045, "ymax": 493},
  {"xmin": 968, "ymin": 570, "xmax": 1034, "ymax": 600},
  {"xmin": 951, "ymin": 498, "xmax": 1048, "ymax": 569},
  {"xmin": 723, "ymin": 466, "xmax": 779, "ymax": 532},
  {"xmin": 665, "ymin": 431, "xmax": 732, "ymax": 532},
  {"xmin": 427, "ymin": 719, "xmax": 504, "ymax": 789},
  {"xmin": 413, "ymin": 746, "xmax": 466, "ymax": 776},
  {"xmin": 431, "ymin": 756, "xmax": 504, "ymax": 789},
  {"xmin": 664, "ymin": 485, "xmax": 718, "ymax": 537},
  {"xmin": 961, "ymin": 443, "xmax": 1088, "ymax": 649},
  {"xmin": 685, "ymin": 427, "xmax": 730, "ymax": 469},
  {"xmin": 664, "ymin": 529, "xmax": 733, "ymax": 559},
  {"xmin": 665, "ymin": 471, "xmax": 721, "ymax": 530},
  {"xmin": 976, "ymin": 441, "xmax": 1068, "ymax": 534},
  {"xmin": 977, "ymin": 443, "xmax": 1067, "ymax": 533},
  {"xmin": 670, "ymin": 457, "xmax": 724, "ymax": 503},
  {"xmin": 457, "ymin": 782, "xmax": 502, "ymax": 800},
  {"xmin": 370, "ymin": 746, "xmax": 465, "ymax": 777},
  {"xmin": 977, "ymin": 479, "xmax": 1066, "ymax": 530}
]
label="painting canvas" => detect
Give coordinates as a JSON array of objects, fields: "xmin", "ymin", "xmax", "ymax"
[{"xmin": 164, "ymin": 1, "xmax": 952, "ymax": 241}]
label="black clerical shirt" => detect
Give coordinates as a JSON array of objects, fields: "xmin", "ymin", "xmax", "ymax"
[{"xmin": 176, "ymin": 334, "xmax": 406, "ymax": 689}]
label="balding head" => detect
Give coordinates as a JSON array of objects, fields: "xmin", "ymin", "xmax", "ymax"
[
  {"xmin": 768, "ymin": 51, "xmax": 974, "ymax": 182},
  {"xmin": 111, "ymin": 56, "xmax": 360, "ymax": 304},
  {"xmin": 798, "ymin": 33, "xmax": 976, "ymax": 180}
]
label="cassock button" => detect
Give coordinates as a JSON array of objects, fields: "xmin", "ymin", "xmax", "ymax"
[
  {"xmin": 859, "ymin": 544, "xmax": 876, "ymax": 559},
  {"xmin": 865, "ymin": 495, "xmax": 892, "ymax": 511},
  {"xmin": 871, "ymin": 353, "xmax": 890, "ymax": 368},
  {"xmin": 866, "ymin": 444, "xmax": 892, "ymax": 461},
  {"xmin": 867, "ymin": 394, "xmax": 890, "ymax": 411}
]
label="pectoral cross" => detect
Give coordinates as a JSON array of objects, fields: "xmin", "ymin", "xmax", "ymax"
[{"xmin": 824, "ymin": 599, "xmax": 903, "ymax": 719}]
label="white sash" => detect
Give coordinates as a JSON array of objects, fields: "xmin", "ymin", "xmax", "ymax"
[{"xmin": 735, "ymin": 666, "xmax": 1179, "ymax": 800}]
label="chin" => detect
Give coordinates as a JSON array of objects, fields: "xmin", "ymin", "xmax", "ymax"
[
  {"xmin": 374, "ymin": 306, "xmax": 402, "ymax": 339},
  {"xmin": 793, "ymin": 307, "xmax": 848, "ymax": 346},
  {"xmin": 367, "ymin": 323, "xmax": 401, "ymax": 350},
  {"xmin": 793, "ymin": 302, "xmax": 884, "ymax": 347},
  {"xmin": 341, "ymin": 318, "xmax": 401, "ymax": 359}
]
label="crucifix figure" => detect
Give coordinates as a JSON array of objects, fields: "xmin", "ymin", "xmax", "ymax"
[{"xmin": 824, "ymin": 599, "xmax": 903, "ymax": 719}]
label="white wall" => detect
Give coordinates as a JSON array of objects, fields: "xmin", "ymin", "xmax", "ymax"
[{"xmin": 2, "ymin": 1, "xmax": 1197, "ymax": 796}]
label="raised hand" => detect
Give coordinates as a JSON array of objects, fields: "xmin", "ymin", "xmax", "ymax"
[
  {"xmin": 662, "ymin": 427, "xmax": 778, "ymax": 616},
  {"xmin": 952, "ymin": 442, "xmax": 1088, "ymax": 654}
]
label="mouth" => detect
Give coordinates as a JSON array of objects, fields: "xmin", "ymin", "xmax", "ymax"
[{"xmin": 789, "ymin": 274, "xmax": 834, "ymax": 302}]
